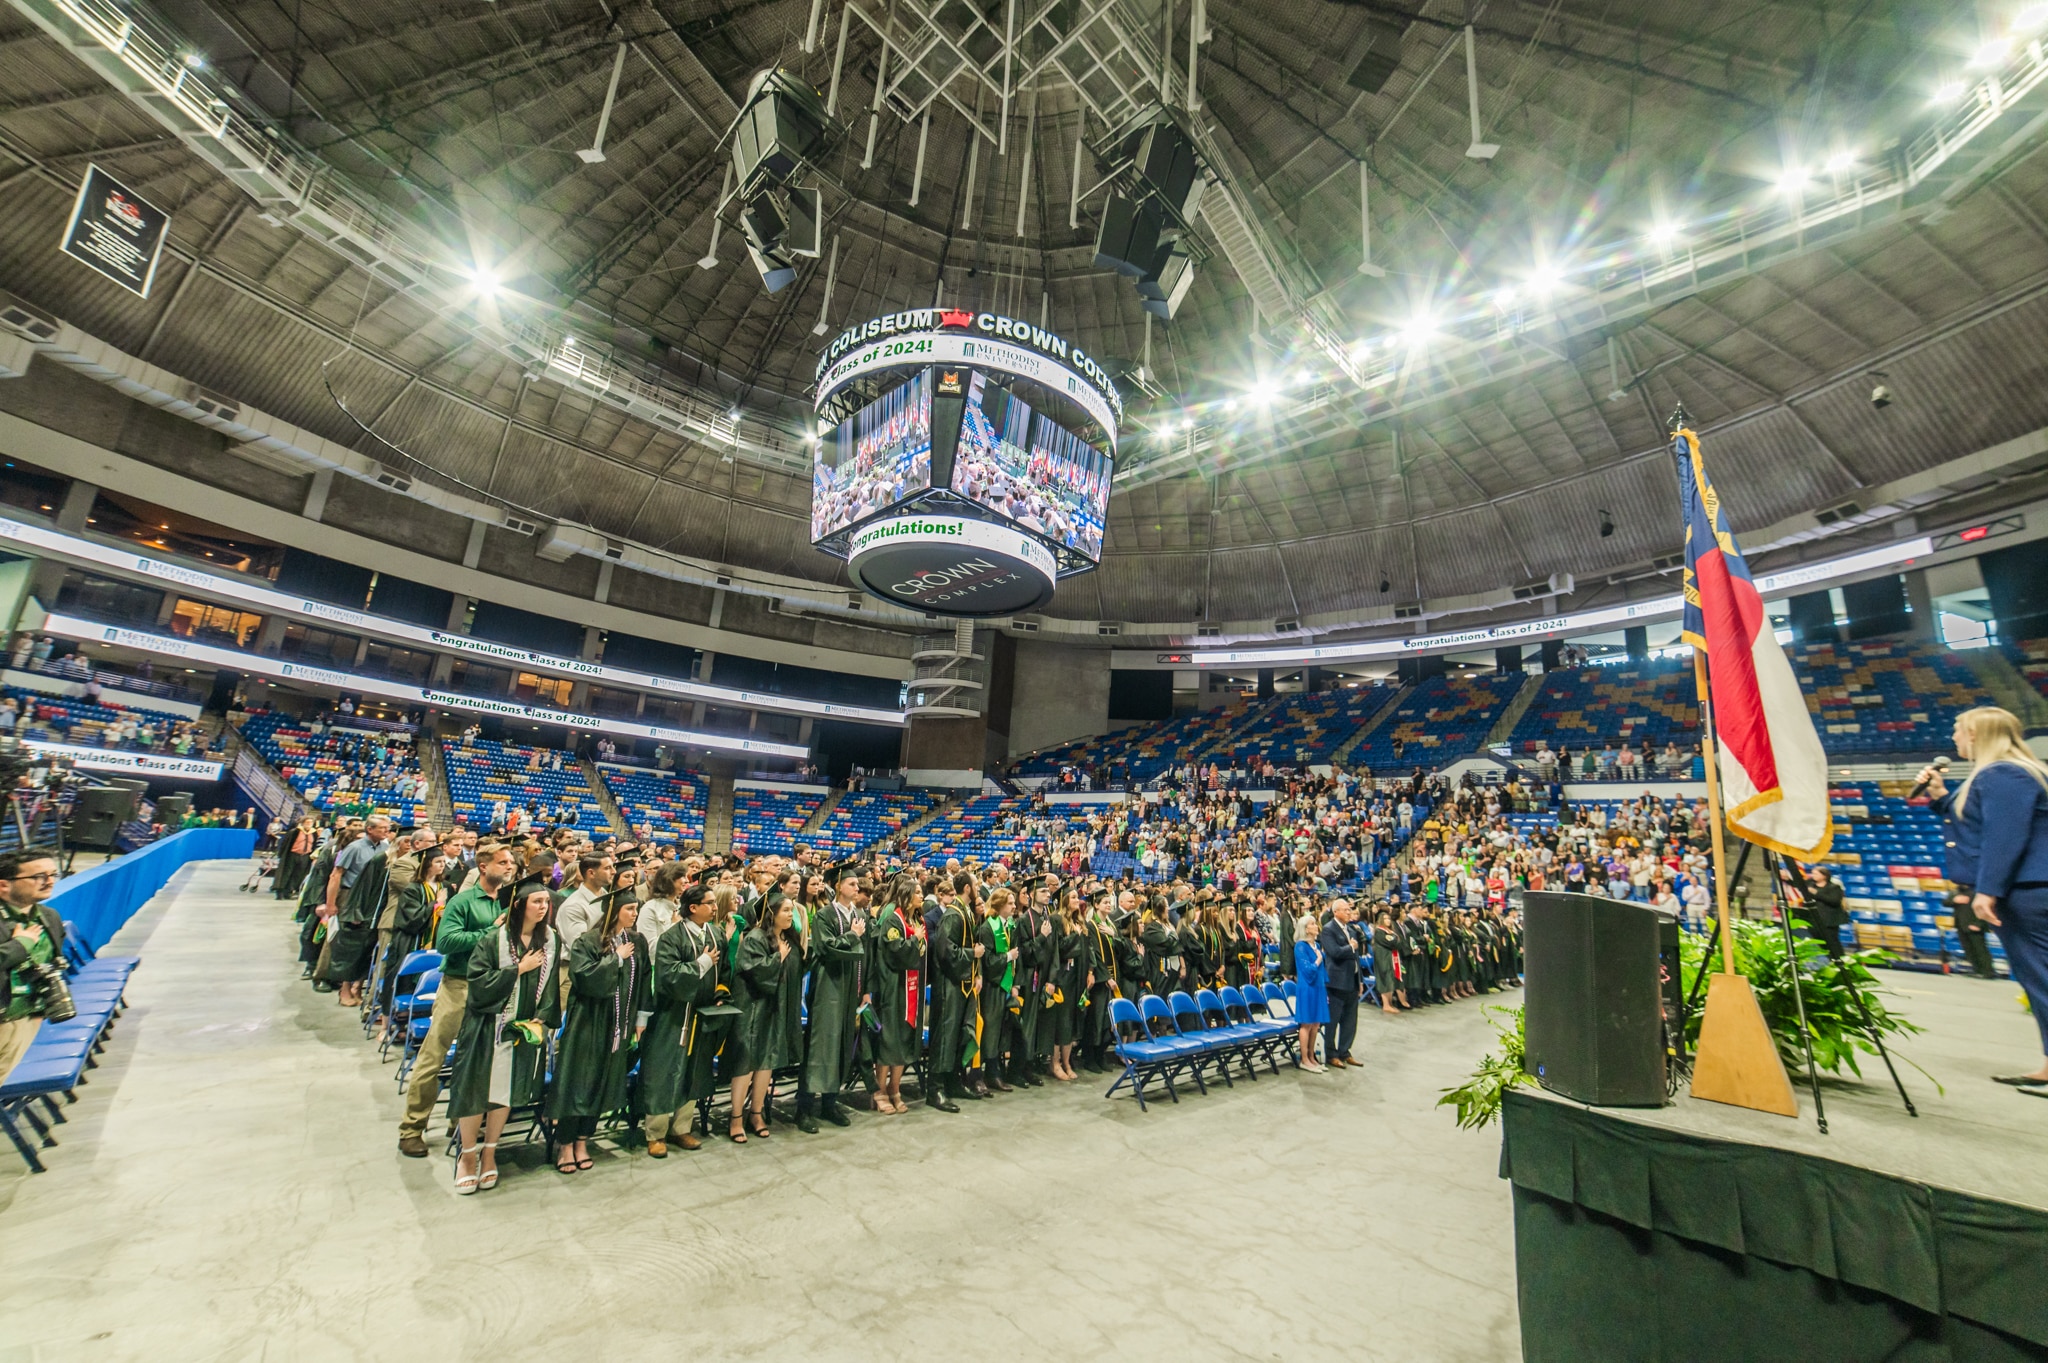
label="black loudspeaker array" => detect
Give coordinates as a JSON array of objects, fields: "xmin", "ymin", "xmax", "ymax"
[
  {"xmin": 1091, "ymin": 117, "xmax": 1206, "ymax": 320},
  {"xmin": 730, "ymin": 69, "xmax": 830, "ymax": 293},
  {"xmin": 153, "ymin": 792, "xmax": 192, "ymax": 825},
  {"xmin": 68, "ymin": 785, "xmax": 140, "ymax": 852},
  {"xmin": 1520, "ymin": 890, "xmax": 1673, "ymax": 1107}
]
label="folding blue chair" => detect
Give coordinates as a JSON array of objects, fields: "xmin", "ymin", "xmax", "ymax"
[
  {"xmin": 383, "ymin": 951, "xmax": 443, "ymax": 1062},
  {"xmin": 1169, "ymin": 990, "xmax": 1239, "ymax": 1087},
  {"xmin": 1200, "ymin": 987, "xmax": 1271, "ymax": 1078},
  {"xmin": 395, "ymin": 968, "xmax": 441, "ymax": 1083},
  {"xmin": 1138, "ymin": 994, "xmax": 1210, "ymax": 1095},
  {"xmin": 1103, "ymin": 996, "xmax": 1181, "ymax": 1111},
  {"xmin": 1221, "ymin": 986, "xmax": 1289, "ymax": 1073}
]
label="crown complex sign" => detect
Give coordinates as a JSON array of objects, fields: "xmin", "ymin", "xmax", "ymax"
[{"xmin": 845, "ymin": 516, "xmax": 1056, "ymax": 617}]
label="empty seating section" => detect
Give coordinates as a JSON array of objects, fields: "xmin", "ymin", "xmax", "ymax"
[
  {"xmin": 1118, "ymin": 703, "xmax": 1252, "ymax": 779},
  {"xmin": 808, "ymin": 789, "xmax": 942, "ymax": 856},
  {"xmin": 1011, "ymin": 727, "xmax": 1136, "ymax": 778},
  {"xmin": 240, "ymin": 712, "xmax": 426, "ymax": 823},
  {"xmin": 597, "ymin": 766, "xmax": 708, "ymax": 845},
  {"xmin": 441, "ymin": 738, "xmax": 607, "ymax": 831},
  {"xmin": 2007, "ymin": 638, "xmax": 2048, "ymax": 702},
  {"xmin": 11, "ymin": 688, "xmax": 210, "ymax": 754},
  {"xmin": 1209, "ymin": 685, "xmax": 1402, "ymax": 768},
  {"xmin": 906, "ymin": 794, "xmax": 1046, "ymax": 862},
  {"xmin": 1349, "ymin": 673, "xmax": 1523, "ymax": 771},
  {"xmin": 728, "ymin": 786, "xmax": 825, "ymax": 856},
  {"xmin": 1508, "ymin": 659, "xmax": 1699, "ymax": 755},
  {"xmin": 1790, "ymin": 639, "xmax": 1994, "ymax": 755},
  {"xmin": 1825, "ymin": 779, "xmax": 1994, "ymax": 965}
]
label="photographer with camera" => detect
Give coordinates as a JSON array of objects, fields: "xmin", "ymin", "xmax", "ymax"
[{"xmin": 0, "ymin": 849, "xmax": 67, "ymax": 1084}]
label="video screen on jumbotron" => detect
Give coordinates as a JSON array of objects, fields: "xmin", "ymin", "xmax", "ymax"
[
  {"xmin": 951, "ymin": 370, "xmax": 1111, "ymax": 561},
  {"xmin": 810, "ymin": 368, "xmax": 933, "ymax": 541}
]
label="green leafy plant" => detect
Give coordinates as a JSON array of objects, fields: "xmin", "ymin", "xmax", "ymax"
[
  {"xmin": 1680, "ymin": 918, "xmax": 1938, "ymax": 1088},
  {"xmin": 1438, "ymin": 1005, "xmax": 1538, "ymax": 1130}
]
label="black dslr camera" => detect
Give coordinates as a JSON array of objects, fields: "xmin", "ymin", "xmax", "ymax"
[{"xmin": 20, "ymin": 956, "xmax": 75, "ymax": 1022}]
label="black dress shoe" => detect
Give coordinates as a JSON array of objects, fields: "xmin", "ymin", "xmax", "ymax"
[
  {"xmin": 796, "ymin": 1112, "xmax": 820, "ymax": 1134},
  {"xmin": 820, "ymin": 1103, "xmax": 851, "ymax": 1127},
  {"xmin": 926, "ymin": 1093, "xmax": 961, "ymax": 1113}
]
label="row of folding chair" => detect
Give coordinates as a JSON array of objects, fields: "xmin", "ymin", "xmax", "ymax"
[
  {"xmin": 0, "ymin": 925, "xmax": 141, "ymax": 1171},
  {"xmin": 1105, "ymin": 983, "xmax": 1302, "ymax": 1111}
]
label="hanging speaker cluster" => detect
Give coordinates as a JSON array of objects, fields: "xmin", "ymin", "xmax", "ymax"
[
  {"xmin": 1092, "ymin": 113, "xmax": 1208, "ymax": 321},
  {"xmin": 729, "ymin": 69, "xmax": 836, "ymax": 292}
]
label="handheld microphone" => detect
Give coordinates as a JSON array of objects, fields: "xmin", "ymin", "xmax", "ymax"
[{"xmin": 1909, "ymin": 755, "xmax": 1952, "ymax": 799}]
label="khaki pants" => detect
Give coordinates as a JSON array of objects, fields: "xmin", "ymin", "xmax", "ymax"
[
  {"xmin": 0, "ymin": 1015, "xmax": 42, "ymax": 1084},
  {"xmin": 399, "ymin": 975, "xmax": 467, "ymax": 1139},
  {"xmin": 642, "ymin": 1109, "xmax": 695, "ymax": 1142}
]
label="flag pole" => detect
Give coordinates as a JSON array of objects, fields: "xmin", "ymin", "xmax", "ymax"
[
  {"xmin": 1693, "ymin": 649, "xmax": 1739, "ymax": 978},
  {"xmin": 1670, "ymin": 408, "xmax": 1798, "ymax": 1118}
]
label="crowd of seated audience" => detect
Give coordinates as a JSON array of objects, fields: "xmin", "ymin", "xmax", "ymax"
[{"xmin": 241, "ymin": 710, "xmax": 428, "ymax": 823}]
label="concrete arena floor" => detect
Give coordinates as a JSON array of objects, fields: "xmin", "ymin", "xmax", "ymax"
[{"xmin": 0, "ymin": 862, "xmax": 2038, "ymax": 1361}]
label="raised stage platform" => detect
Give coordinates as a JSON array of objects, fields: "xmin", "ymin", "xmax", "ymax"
[{"xmin": 1502, "ymin": 971, "xmax": 2048, "ymax": 1362}]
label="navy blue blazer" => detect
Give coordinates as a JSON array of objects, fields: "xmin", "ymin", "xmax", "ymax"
[
  {"xmin": 1318, "ymin": 918, "xmax": 1359, "ymax": 993},
  {"xmin": 1935, "ymin": 763, "xmax": 2048, "ymax": 899}
]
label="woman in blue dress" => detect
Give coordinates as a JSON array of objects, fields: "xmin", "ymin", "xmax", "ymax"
[{"xmin": 1293, "ymin": 913, "xmax": 1330, "ymax": 1073}]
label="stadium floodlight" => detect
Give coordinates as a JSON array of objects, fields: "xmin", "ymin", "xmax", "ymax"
[
  {"xmin": 1931, "ymin": 78, "xmax": 1968, "ymax": 104},
  {"xmin": 1776, "ymin": 165, "xmax": 1809, "ymax": 196},
  {"xmin": 1823, "ymin": 150, "xmax": 1857, "ymax": 175},
  {"xmin": 1646, "ymin": 218, "xmax": 1681, "ymax": 248},
  {"xmin": 468, "ymin": 266, "xmax": 502, "ymax": 297},
  {"xmin": 1970, "ymin": 37, "xmax": 2011, "ymax": 69},
  {"xmin": 1400, "ymin": 310, "xmax": 1438, "ymax": 348}
]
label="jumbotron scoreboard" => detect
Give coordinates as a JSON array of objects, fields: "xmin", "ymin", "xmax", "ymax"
[{"xmin": 809, "ymin": 308, "xmax": 1120, "ymax": 617}]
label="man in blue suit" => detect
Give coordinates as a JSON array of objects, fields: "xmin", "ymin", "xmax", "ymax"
[{"xmin": 1319, "ymin": 899, "xmax": 1362, "ymax": 1068}]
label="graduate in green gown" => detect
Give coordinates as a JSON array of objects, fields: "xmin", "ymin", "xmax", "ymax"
[
  {"xmin": 800, "ymin": 868, "xmax": 869, "ymax": 1131},
  {"xmin": 684, "ymin": 884, "xmax": 745, "ymax": 1127},
  {"xmin": 867, "ymin": 871, "xmax": 926, "ymax": 1114},
  {"xmin": 547, "ymin": 890, "xmax": 649, "ymax": 1173},
  {"xmin": 975, "ymin": 887, "xmax": 1020, "ymax": 1092},
  {"xmin": 448, "ymin": 876, "xmax": 560, "ymax": 1193},
  {"xmin": 638, "ymin": 884, "xmax": 718, "ymax": 1157},
  {"xmin": 731, "ymin": 894, "xmax": 803, "ymax": 1141}
]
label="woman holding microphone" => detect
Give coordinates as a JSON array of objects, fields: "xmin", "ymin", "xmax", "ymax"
[{"xmin": 1921, "ymin": 707, "xmax": 2048, "ymax": 1095}]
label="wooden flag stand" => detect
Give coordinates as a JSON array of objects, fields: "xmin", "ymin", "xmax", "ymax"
[{"xmin": 1687, "ymin": 652, "xmax": 1798, "ymax": 1117}]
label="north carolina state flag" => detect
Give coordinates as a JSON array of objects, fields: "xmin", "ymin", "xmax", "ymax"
[{"xmin": 1673, "ymin": 428, "xmax": 1833, "ymax": 859}]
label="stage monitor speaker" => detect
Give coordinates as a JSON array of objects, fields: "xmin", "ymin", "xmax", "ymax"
[
  {"xmin": 732, "ymin": 69, "xmax": 827, "ymax": 196},
  {"xmin": 1093, "ymin": 194, "xmax": 1163, "ymax": 277},
  {"xmin": 1522, "ymin": 890, "xmax": 1670, "ymax": 1106},
  {"xmin": 68, "ymin": 785, "xmax": 140, "ymax": 851},
  {"xmin": 1131, "ymin": 121, "xmax": 1205, "ymax": 222},
  {"xmin": 154, "ymin": 792, "xmax": 191, "ymax": 825}
]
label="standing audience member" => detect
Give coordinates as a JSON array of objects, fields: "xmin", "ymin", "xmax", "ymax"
[
  {"xmin": 1292, "ymin": 913, "xmax": 1330, "ymax": 1073},
  {"xmin": 397, "ymin": 842, "xmax": 513, "ymax": 1158},
  {"xmin": 1318, "ymin": 899, "xmax": 1361, "ymax": 1068},
  {"xmin": 0, "ymin": 851, "xmax": 63, "ymax": 1085}
]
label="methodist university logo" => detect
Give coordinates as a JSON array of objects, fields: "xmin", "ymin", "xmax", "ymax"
[{"xmin": 846, "ymin": 515, "xmax": 1055, "ymax": 617}]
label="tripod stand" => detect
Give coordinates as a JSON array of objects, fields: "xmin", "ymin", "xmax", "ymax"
[{"xmin": 1772, "ymin": 854, "xmax": 1918, "ymax": 1130}]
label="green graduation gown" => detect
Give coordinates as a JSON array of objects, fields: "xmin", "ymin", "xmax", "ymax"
[
  {"xmin": 868, "ymin": 904, "xmax": 925, "ymax": 1067},
  {"xmin": 639, "ymin": 917, "xmax": 719, "ymax": 1119},
  {"xmin": 976, "ymin": 913, "xmax": 1017, "ymax": 1065},
  {"xmin": 804, "ymin": 901, "xmax": 868, "ymax": 1095},
  {"xmin": 684, "ymin": 920, "xmax": 741, "ymax": 1101},
  {"xmin": 547, "ymin": 928, "xmax": 649, "ymax": 1120},
  {"xmin": 448, "ymin": 924, "xmax": 562, "ymax": 1119},
  {"xmin": 734, "ymin": 926, "xmax": 804, "ymax": 1073}
]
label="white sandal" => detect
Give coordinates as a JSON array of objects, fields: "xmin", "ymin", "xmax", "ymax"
[
  {"xmin": 455, "ymin": 1144, "xmax": 481, "ymax": 1195},
  {"xmin": 477, "ymin": 1141, "xmax": 500, "ymax": 1191}
]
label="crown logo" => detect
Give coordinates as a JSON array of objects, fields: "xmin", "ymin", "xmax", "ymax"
[{"xmin": 939, "ymin": 308, "xmax": 975, "ymax": 329}]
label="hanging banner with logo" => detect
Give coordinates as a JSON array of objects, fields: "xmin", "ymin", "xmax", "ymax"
[
  {"xmin": 59, "ymin": 166, "xmax": 171, "ymax": 299},
  {"xmin": 845, "ymin": 515, "xmax": 1056, "ymax": 617}
]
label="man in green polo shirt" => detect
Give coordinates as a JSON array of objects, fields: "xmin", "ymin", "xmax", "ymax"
[
  {"xmin": 0, "ymin": 849, "xmax": 65, "ymax": 1085},
  {"xmin": 397, "ymin": 841, "xmax": 513, "ymax": 1158}
]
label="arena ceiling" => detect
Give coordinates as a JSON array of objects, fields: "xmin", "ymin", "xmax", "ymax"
[{"xmin": 3, "ymin": 0, "xmax": 2048, "ymax": 636}]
